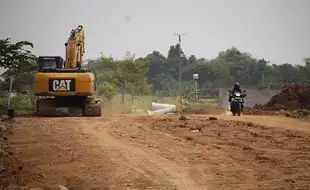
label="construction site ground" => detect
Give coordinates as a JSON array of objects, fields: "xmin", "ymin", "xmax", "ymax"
[{"xmin": 1, "ymin": 112, "xmax": 310, "ymax": 190}]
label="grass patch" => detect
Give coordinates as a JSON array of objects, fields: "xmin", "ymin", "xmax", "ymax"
[{"xmin": 0, "ymin": 93, "xmax": 35, "ymax": 114}]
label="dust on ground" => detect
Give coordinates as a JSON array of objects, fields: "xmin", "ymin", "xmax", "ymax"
[{"xmin": 1, "ymin": 114, "xmax": 309, "ymax": 190}]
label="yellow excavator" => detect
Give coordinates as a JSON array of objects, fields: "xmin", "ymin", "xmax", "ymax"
[{"xmin": 34, "ymin": 25, "xmax": 102, "ymax": 116}]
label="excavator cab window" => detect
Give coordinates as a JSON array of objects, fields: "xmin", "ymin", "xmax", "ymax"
[
  {"xmin": 42, "ymin": 60, "xmax": 57, "ymax": 68},
  {"xmin": 38, "ymin": 56, "xmax": 64, "ymax": 72},
  {"xmin": 38, "ymin": 56, "xmax": 88, "ymax": 73}
]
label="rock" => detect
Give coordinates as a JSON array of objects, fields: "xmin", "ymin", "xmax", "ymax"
[
  {"xmin": 279, "ymin": 109, "xmax": 286, "ymax": 114},
  {"xmin": 190, "ymin": 127, "xmax": 201, "ymax": 132},
  {"xmin": 58, "ymin": 185, "xmax": 69, "ymax": 190},
  {"xmin": 0, "ymin": 167, "xmax": 7, "ymax": 172},
  {"xmin": 285, "ymin": 112, "xmax": 293, "ymax": 117},
  {"xmin": 208, "ymin": 117, "xmax": 217, "ymax": 120},
  {"xmin": 0, "ymin": 124, "xmax": 7, "ymax": 132},
  {"xmin": 247, "ymin": 122, "xmax": 254, "ymax": 127}
]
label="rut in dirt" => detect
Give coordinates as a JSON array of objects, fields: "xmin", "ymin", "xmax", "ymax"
[{"xmin": 2, "ymin": 115, "xmax": 310, "ymax": 190}]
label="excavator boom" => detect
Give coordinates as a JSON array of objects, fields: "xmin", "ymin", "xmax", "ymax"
[{"xmin": 65, "ymin": 25, "xmax": 85, "ymax": 69}]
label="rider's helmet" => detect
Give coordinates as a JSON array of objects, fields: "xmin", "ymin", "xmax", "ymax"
[{"xmin": 234, "ymin": 82, "xmax": 240, "ymax": 89}]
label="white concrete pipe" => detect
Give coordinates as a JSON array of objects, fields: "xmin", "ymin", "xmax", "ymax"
[
  {"xmin": 151, "ymin": 102, "xmax": 176, "ymax": 111},
  {"xmin": 148, "ymin": 102, "xmax": 177, "ymax": 114}
]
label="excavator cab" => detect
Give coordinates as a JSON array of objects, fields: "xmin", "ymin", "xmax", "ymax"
[
  {"xmin": 38, "ymin": 56, "xmax": 65, "ymax": 71},
  {"xmin": 38, "ymin": 56, "xmax": 85, "ymax": 72}
]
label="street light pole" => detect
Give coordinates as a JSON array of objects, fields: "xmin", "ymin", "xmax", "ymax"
[
  {"xmin": 193, "ymin": 73, "xmax": 199, "ymax": 102},
  {"xmin": 174, "ymin": 32, "xmax": 186, "ymax": 94}
]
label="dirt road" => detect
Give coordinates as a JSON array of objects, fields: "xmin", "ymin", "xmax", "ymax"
[{"xmin": 2, "ymin": 114, "xmax": 310, "ymax": 189}]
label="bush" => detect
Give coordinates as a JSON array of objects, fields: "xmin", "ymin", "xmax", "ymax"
[
  {"xmin": 0, "ymin": 92, "xmax": 36, "ymax": 113},
  {"xmin": 98, "ymin": 82, "xmax": 117, "ymax": 101}
]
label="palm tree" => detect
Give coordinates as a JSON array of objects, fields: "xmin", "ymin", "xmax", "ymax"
[{"xmin": 168, "ymin": 44, "xmax": 184, "ymax": 59}]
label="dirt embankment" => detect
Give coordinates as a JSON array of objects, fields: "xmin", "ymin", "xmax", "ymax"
[
  {"xmin": 263, "ymin": 84, "xmax": 310, "ymax": 110},
  {"xmin": 244, "ymin": 84, "xmax": 310, "ymax": 118},
  {"xmin": 0, "ymin": 115, "xmax": 25, "ymax": 189}
]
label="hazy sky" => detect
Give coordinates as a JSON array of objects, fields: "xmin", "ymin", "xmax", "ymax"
[{"xmin": 1, "ymin": 0, "xmax": 310, "ymax": 72}]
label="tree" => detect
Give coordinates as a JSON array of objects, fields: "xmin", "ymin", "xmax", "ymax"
[
  {"xmin": 143, "ymin": 51, "xmax": 166, "ymax": 94},
  {"xmin": 87, "ymin": 45, "xmax": 310, "ymax": 99},
  {"xmin": 98, "ymin": 82, "xmax": 117, "ymax": 101},
  {"xmin": 95, "ymin": 52, "xmax": 149, "ymax": 103},
  {"xmin": 153, "ymin": 73, "xmax": 179, "ymax": 96},
  {"xmin": 122, "ymin": 52, "xmax": 149, "ymax": 102},
  {"xmin": 0, "ymin": 38, "xmax": 37, "ymax": 94},
  {"xmin": 0, "ymin": 38, "xmax": 36, "ymax": 69}
]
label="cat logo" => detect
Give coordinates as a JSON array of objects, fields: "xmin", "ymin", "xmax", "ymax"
[{"xmin": 49, "ymin": 79, "xmax": 75, "ymax": 92}]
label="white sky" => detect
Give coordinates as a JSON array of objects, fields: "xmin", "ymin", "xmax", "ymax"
[{"xmin": 1, "ymin": 0, "xmax": 310, "ymax": 75}]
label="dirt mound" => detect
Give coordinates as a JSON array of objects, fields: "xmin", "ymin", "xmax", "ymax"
[
  {"xmin": 244, "ymin": 84, "xmax": 310, "ymax": 119},
  {"xmin": 263, "ymin": 84, "xmax": 310, "ymax": 111}
]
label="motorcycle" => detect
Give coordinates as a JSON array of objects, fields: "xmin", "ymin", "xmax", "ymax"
[{"xmin": 228, "ymin": 89, "xmax": 246, "ymax": 116}]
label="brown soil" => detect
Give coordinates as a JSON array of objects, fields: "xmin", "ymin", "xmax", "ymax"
[
  {"xmin": 262, "ymin": 84, "xmax": 310, "ymax": 111},
  {"xmin": 183, "ymin": 106, "xmax": 224, "ymax": 115},
  {"xmin": 245, "ymin": 84, "xmax": 310, "ymax": 119},
  {"xmin": 0, "ymin": 117, "xmax": 26, "ymax": 189},
  {"xmin": 243, "ymin": 107, "xmax": 278, "ymax": 116},
  {"xmin": 1, "ymin": 114, "xmax": 310, "ymax": 189},
  {"xmin": 0, "ymin": 108, "xmax": 6, "ymax": 117}
]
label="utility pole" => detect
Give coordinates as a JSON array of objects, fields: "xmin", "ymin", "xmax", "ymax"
[{"xmin": 174, "ymin": 32, "xmax": 186, "ymax": 94}]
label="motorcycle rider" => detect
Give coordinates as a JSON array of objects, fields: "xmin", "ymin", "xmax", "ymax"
[{"xmin": 228, "ymin": 82, "xmax": 245, "ymax": 111}]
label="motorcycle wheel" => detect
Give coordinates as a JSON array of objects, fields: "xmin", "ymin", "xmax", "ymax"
[
  {"xmin": 237, "ymin": 103, "xmax": 241, "ymax": 116},
  {"xmin": 231, "ymin": 103, "xmax": 237, "ymax": 116}
]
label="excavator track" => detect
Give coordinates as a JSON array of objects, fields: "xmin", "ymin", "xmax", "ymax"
[
  {"xmin": 36, "ymin": 97, "xmax": 102, "ymax": 117},
  {"xmin": 83, "ymin": 96, "xmax": 102, "ymax": 116},
  {"xmin": 36, "ymin": 99, "xmax": 58, "ymax": 116}
]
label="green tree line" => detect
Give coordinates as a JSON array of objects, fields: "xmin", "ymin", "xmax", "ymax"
[
  {"xmin": 89, "ymin": 44, "xmax": 310, "ymax": 98},
  {"xmin": 1, "ymin": 38, "xmax": 310, "ymax": 100}
]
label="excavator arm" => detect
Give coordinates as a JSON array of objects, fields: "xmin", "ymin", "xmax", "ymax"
[{"xmin": 64, "ymin": 25, "xmax": 85, "ymax": 69}]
